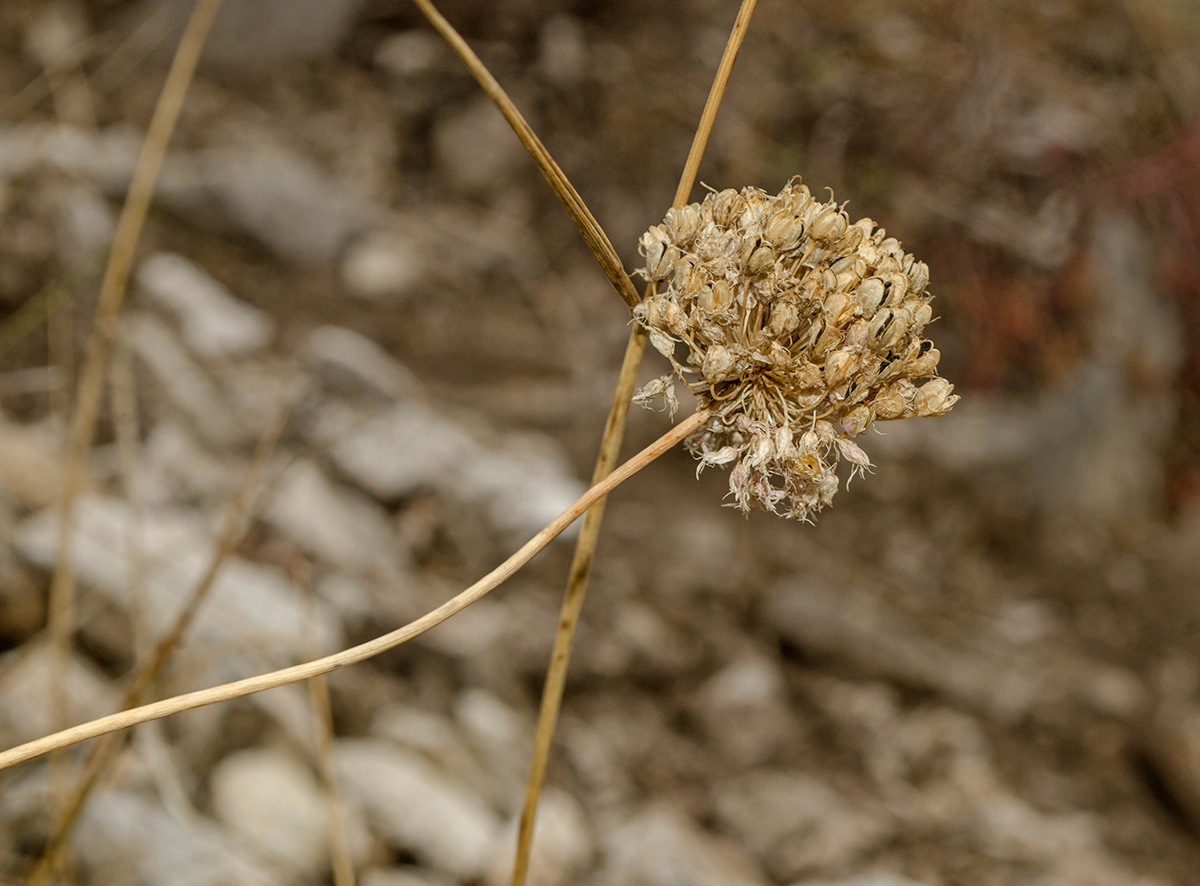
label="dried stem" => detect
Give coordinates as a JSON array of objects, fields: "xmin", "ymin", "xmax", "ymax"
[
  {"xmin": 0, "ymin": 411, "xmax": 708, "ymax": 771},
  {"xmin": 511, "ymin": 4, "xmax": 759, "ymax": 885},
  {"xmin": 28, "ymin": 404, "xmax": 287, "ymax": 884},
  {"xmin": 43, "ymin": 0, "xmax": 222, "ymax": 778},
  {"xmin": 409, "ymin": 0, "xmax": 640, "ymax": 309}
]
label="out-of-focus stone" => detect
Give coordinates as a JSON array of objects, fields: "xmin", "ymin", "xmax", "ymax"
[
  {"xmin": 137, "ymin": 252, "xmax": 274, "ymax": 358},
  {"xmin": 133, "ymin": 420, "xmax": 242, "ymax": 506},
  {"xmin": 133, "ymin": 0, "xmax": 365, "ymax": 72},
  {"xmin": 599, "ymin": 807, "xmax": 768, "ymax": 886},
  {"xmin": 1146, "ymin": 699, "xmax": 1200, "ymax": 835},
  {"xmin": 335, "ymin": 738, "xmax": 502, "ymax": 880},
  {"xmin": 122, "ymin": 313, "xmax": 247, "ymax": 447},
  {"xmin": 311, "ymin": 399, "xmax": 583, "ymax": 542},
  {"xmin": 712, "ymin": 771, "xmax": 891, "ymax": 880},
  {"xmin": 266, "ymin": 458, "xmax": 412, "ymax": 576},
  {"xmin": 374, "ymin": 30, "xmax": 445, "ymax": 77},
  {"xmin": 372, "ymin": 704, "xmax": 491, "ymax": 799},
  {"xmin": 487, "ymin": 788, "xmax": 592, "ymax": 886},
  {"xmin": 792, "ymin": 875, "xmax": 931, "ymax": 886},
  {"xmin": 342, "ymin": 229, "xmax": 426, "ymax": 302},
  {"xmin": 156, "ymin": 136, "xmax": 370, "ymax": 265},
  {"xmin": 14, "ymin": 496, "xmax": 342, "ymax": 673},
  {"xmin": 0, "ymin": 415, "xmax": 64, "ymax": 508},
  {"xmin": 210, "ymin": 747, "xmax": 330, "ymax": 878},
  {"xmin": 360, "ymin": 868, "xmax": 454, "ymax": 886},
  {"xmin": 433, "ymin": 97, "xmax": 527, "ymax": 197},
  {"xmin": 75, "ymin": 790, "xmax": 282, "ymax": 886},
  {"xmin": 0, "ymin": 640, "xmax": 119, "ymax": 745},
  {"xmin": 698, "ymin": 654, "xmax": 794, "ymax": 766},
  {"xmin": 301, "ymin": 325, "xmax": 421, "ymax": 403}
]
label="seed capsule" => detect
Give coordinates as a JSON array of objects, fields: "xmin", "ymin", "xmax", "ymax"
[
  {"xmin": 664, "ymin": 204, "xmax": 702, "ymax": 244},
  {"xmin": 703, "ymin": 344, "xmax": 736, "ymax": 384},
  {"xmin": 908, "ymin": 260, "xmax": 930, "ymax": 295},
  {"xmin": 713, "ymin": 189, "xmax": 746, "ymax": 227},
  {"xmin": 823, "ymin": 290, "xmax": 853, "ymax": 325},
  {"xmin": 810, "ymin": 206, "xmax": 848, "ymax": 242},
  {"xmin": 745, "ymin": 242, "xmax": 776, "ymax": 276},
  {"xmin": 915, "ymin": 378, "xmax": 957, "ymax": 416},
  {"xmin": 872, "ymin": 389, "xmax": 909, "ymax": 420},
  {"xmin": 856, "ymin": 277, "xmax": 886, "ymax": 314},
  {"xmin": 767, "ymin": 298, "xmax": 801, "ymax": 337},
  {"xmin": 907, "ymin": 345, "xmax": 940, "ymax": 378},
  {"xmin": 884, "ymin": 273, "xmax": 909, "ymax": 307},
  {"xmin": 765, "ymin": 210, "xmax": 805, "ymax": 251},
  {"xmin": 824, "ymin": 348, "xmax": 856, "ymax": 388}
]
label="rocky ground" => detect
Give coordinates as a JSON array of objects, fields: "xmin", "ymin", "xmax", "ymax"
[{"xmin": 3, "ymin": 1, "xmax": 1200, "ymax": 885}]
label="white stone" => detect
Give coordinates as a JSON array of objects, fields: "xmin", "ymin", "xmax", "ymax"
[
  {"xmin": 374, "ymin": 30, "xmax": 444, "ymax": 77},
  {"xmin": 361, "ymin": 868, "xmax": 454, "ymax": 886},
  {"xmin": 266, "ymin": 458, "xmax": 411, "ymax": 575},
  {"xmin": 122, "ymin": 312, "xmax": 247, "ymax": 447},
  {"xmin": 600, "ymin": 807, "xmax": 767, "ymax": 886},
  {"xmin": 335, "ymin": 738, "xmax": 502, "ymax": 880},
  {"xmin": 312, "ymin": 399, "xmax": 584, "ymax": 541},
  {"xmin": 210, "ymin": 747, "xmax": 330, "ymax": 877},
  {"xmin": 0, "ymin": 640, "xmax": 119, "ymax": 745},
  {"xmin": 487, "ymin": 789, "xmax": 592, "ymax": 886},
  {"xmin": 302, "ymin": 325, "xmax": 421, "ymax": 402},
  {"xmin": 433, "ymin": 96, "xmax": 527, "ymax": 196},
  {"xmin": 712, "ymin": 771, "xmax": 891, "ymax": 878},
  {"xmin": 138, "ymin": 251, "xmax": 274, "ymax": 358},
  {"xmin": 342, "ymin": 229, "xmax": 426, "ymax": 301},
  {"xmin": 0, "ymin": 414, "xmax": 64, "ymax": 508},
  {"xmin": 14, "ymin": 496, "xmax": 342, "ymax": 674},
  {"xmin": 75, "ymin": 789, "xmax": 282, "ymax": 886}
]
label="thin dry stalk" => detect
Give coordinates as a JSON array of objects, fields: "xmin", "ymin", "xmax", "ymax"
[
  {"xmin": 0, "ymin": 410, "xmax": 709, "ymax": 771},
  {"xmin": 410, "ymin": 0, "xmax": 640, "ymax": 309},
  {"xmin": 304, "ymin": 606, "xmax": 356, "ymax": 886},
  {"xmin": 510, "ymin": 5, "xmax": 759, "ymax": 883},
  {"xmin": 44, "ymin": 0, "xmax": 223, "ymax": 746},
  {"xmin": 29, "ymin": 404, "xmax": 287, "ymax": 884}
]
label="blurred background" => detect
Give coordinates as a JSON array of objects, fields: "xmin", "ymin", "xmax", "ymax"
[{"xmin": 2, "ymin": 0, "xmax": 1200, "ymax": 884}]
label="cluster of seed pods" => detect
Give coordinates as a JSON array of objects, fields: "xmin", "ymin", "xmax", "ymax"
[{"xmin": 632, "ymin": 178, "xmax": 957, "ymax": 520}]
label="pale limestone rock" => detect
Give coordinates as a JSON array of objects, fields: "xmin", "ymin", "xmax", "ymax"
[
  {"xmin": 335, "ymin": 738, "xmax": 502, "ymax": 880},
  {"xmin": 138, "ymin": 252, "xmax": 274, "ymax": 358},
  {"xmin": 600, "ymin": 807, "xmax": 767, "ymax": 886},
  {"xmin": 75, "ymin": 790, "xmax": 281, "ymax": 886},
  {"xmin": 487, "ymin": 789, "xmax": 592, "ymax": 886}
]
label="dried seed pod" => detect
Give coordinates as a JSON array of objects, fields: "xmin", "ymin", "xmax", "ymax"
[
  {"xmin": 907, "ymin": 344, "xmax": 940, "ymax": 378},
  {"xmin": 908, "ymin": 260, "xmax": 930, "ymax": 295},
  {"xmin": 632, "ymin": 180, "xmax": 956, "ymax": 520},
  {"xmin": 856, "ymin": 277, "xmax": 886, "ymax": 314},
  {"xmin": 884, "ymin": 273, "xmax": 909, "ymax": 307},
  {"xmin": 824, "ymin": 348, "xmax": 857, "ymax": 388},
  {"xmin": 765, "ymin": 210, "xmax": 805, "ymax": 251},
  {"xmin": 769, "ymin": 298, "xmax": 801, "ymax": 337},
  {"xmin": 873, "ymin": 388, "xmax": 910, "ymax": 420},
  {"xmin": 810, "ymin": 207, "xmax": 848, "ymax": 242},
  {"xmin": 713, "ymin": 189, "xmax": 746, "ymax": 227},
  {"xmin": 823, "ymin": 290, "xmax": 854, "ymax": 326},
  {"xmin": 664, "ymin": 204, "xmax": 703, "ymax": 244},
  {"xmin": 703, "ymin": 344, "xmax": 736, "ymax": 384},
  {"xmin": 745, "ymin": 242, "xmax": 776, "ymax": 277},
  {"xmin": 915, "ymin": 378, "xmax": 957, "ymax": 416}
]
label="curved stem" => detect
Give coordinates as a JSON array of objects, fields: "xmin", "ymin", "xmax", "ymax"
[{"xmin": 0, "ymin": 411, "xmax": 707, "ymax": 772}]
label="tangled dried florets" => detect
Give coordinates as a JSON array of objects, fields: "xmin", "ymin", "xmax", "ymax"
[{"xmin": 633, "ymin": 178, "xmax": 958, "ymax": 521}]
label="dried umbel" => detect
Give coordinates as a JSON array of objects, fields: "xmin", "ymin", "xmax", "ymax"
[{"xmin": 633, "ymin": 178, "xmax": 958, "ymax": 521}]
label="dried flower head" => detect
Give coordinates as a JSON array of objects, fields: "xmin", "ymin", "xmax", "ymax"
[{"xmin": 633, "ymin": 178, "xmax": 958, "ymax": 521}]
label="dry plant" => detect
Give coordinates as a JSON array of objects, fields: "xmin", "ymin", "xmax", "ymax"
[{"xmin": 0, "ymin": 0, "xmax": 961, "ymax": 882}]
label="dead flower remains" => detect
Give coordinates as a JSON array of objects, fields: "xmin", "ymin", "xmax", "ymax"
[{"xmin": 633, "ymin": 178, "xmax": 958, "ymax": 520}]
